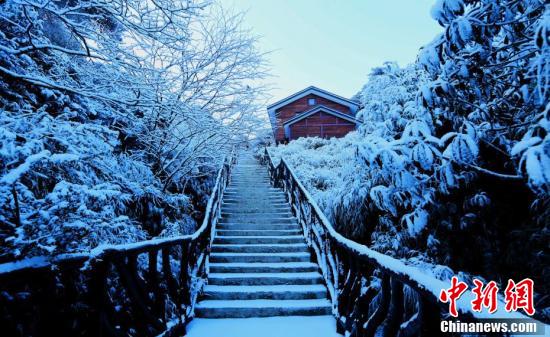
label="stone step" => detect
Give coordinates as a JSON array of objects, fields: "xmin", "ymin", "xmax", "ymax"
[
  {"xmin": 211, "ymin": 243, "xmax": 308, "ymax": 253},
  {"xmin": 230, "ymin": 179, "xmax": 271, "ymax": 181},
  {"xmin": 209, "ymin": 262, "xmax": 318, "ymax": 273},
  {"xmin": 210, "ymin": 252, "xmax": 310, "ymax": 263},
  {"xmin": 196, "ymin": 153, "xmax": 334, "ymax": 321},
  {"xmin": 227, "ymin": 179, "xmax": 272, "ymax": 191},
  {"xmin": 222, "ymin": 205, "xmax": 290, "ymax": 211},
  {"xmin": 203, "ymin": 284, "xmax": 327, "ymax": 300},
  {"xmin": 217, "ymin": 223, "xmax": 300, "ymax": 231},
  {"xmin": 230, "ymin": 177, "xmax": 270, "ymax": 181},
  {"xmin": 223, "ymin": 193, "xmax": 285, "ymax": 198},
  {"xmin": 225, "ymin": 187, "xmax": 280, "ymax": 191},
  {"xmin": 222, "ymin": 197, "xmax": 287, "ymax": 204},
  {"xmin": 225, "ymin": 190, "xmax": 283, "ymax": 195},
  {"xmin": 224, "ymin": 190, "xmax": 283, "ymax": 195},
  {"xmin": 195, "ymin": 299, "xmax": 332, "ymax": 318},
  {"xmin": 219, "ymin": 218, "xmax": 297, "ymax": 224},
  {"xmin": 223, "ymin": 195, "xmax": 285, "ymax": 200},
  {"xmin": 214, "ymin": 235, "xmax": 303, "ymax": 244},
  {"xmin": 222, "ymin": 211, "xmax": 292, "ymax": 218},
  {"xmin": 208, "ymin": 272, "xmax": 324, "ymax": 286},
  {"xmin": 228, "ymin": 185, "xmax": 272, "ymax": 188},
  {"xmin": 220, "ymin": 214, "xmax": 296, "ymax": 224},
  {"xmin": 215, "ymin": 229, "xmax": 302, "ymax": 236},
  {"xmin": 222, "ymin": 201, "xmax": 288, "ymax": 208},
  {"xmin": 221, "ymin": 206, "xmax": 290, "ymax": 213}
]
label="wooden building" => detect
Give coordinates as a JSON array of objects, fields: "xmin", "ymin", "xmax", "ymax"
[{"xmin": 267, "ymin": 86, "xmax": 361, "ymax": 143}]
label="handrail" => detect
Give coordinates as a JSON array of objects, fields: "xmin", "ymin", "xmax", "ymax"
[
  {"xmin": 262, "ymin": 147, "xmax": 546, "ymax": 336},
  {"xmin": 0, "ymin": 150, "xmax": 237, "ymax": 337}
]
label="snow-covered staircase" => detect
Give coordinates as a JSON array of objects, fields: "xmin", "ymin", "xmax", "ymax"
[{"xmin": 195, "ymin": 152, "xmax": 333, "ymax": 319}]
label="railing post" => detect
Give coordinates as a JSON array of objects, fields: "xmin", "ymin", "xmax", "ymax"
[
  {"xmin": 364, "ymin": 273, "xmax": 390, "ymax": 337},
  {"xmin": 419, "ymin": 295, "xmax": 443, "ymax": 337},
  {"xmin": 383, "ymin": 277, "xmax": 404, "ymax": 337},
  {"xmin": 88, "ymin": 255, "xmax": 110, "ymax": 337},
  {"xmin": 148, "ymin": 249, "xmax": 166, "ymax": 323},
  {"xmin": 180, "ymin": 242, "xmax": 192, "ymax": 307}
]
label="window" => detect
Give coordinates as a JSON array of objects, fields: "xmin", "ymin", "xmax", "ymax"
[{"xmin": 308, "ymin": 98, "xmax": 316, "ymax": 106}]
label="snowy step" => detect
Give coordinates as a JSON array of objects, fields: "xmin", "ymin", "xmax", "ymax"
[
  {"xmin": 211, "ymin": 243, "xmax": 308, "ymax": 253},
  {"xmin": 223, "ymin": 193, "xmax": 285, "ymax": 198},
  {"xmin": 233, "ymin": 170, "xmax": 264, "ymax": 172},
  {"xmin": 230, "ymin": 178, "xmax": 270, "ymax": 180},
  {"xmin": 208, "ymin": 272, "xmax": 323, "ymax": 286},
  {"xmin": 222, "ymin": 211, "xmax": 292, "ymax": 218},
  {"xmin": 209, "ymin": 262, "xmax": 318, "ymax": 273},
  {"xmin": 220, "ymin": 217, "xmax": 297, "ymax": 224},
  {"xmin": 217, "ymin": 223, "xmax": 300, "ymax": 230},
  {"xmin": 221, "ymin": 209, "xmax": 291, "ymax": 215},
  {"xmin": 222, "ymin": 201, "xmax": 288, "ymax": 208},
  {"xmin": 225, "ymin": 189, "xmax": 283, "ymax": 194},
  {"xmin": 210, "ymin": 252, "xmax": 311, "ymax": 263},
  {"xmin": 224, "ymin": 191, "xmax": 283, "ymax": 196},
  {"xmin": 222, "ymin": 200, "xmax": 287, "ymax": 205},
  {"xmin": 203, "ymin": 284, "xmax": 327, "ymax": 300},
  {"xmin": 228, "ymin": 182, "xmax": 272, "ymax": 187},
  {"xmin": 224, "ymin": 190, "xmax": 283, "ymax": 194},
  {"xmin": 221, "ymin": 207, "xmax": 290, "ymax": 213},
  {"xmin": 230, "ymin": 177, "xmax": 270, "ymax": 181},
  {"xmin": 214, "ymin": 235, "xmax": 304, "ymax": 244},
  {"xmin": 195, "ymin": 299, "xmax": 332, "ymax": 318},
  {"xmin": 186, "ymin": 316, "xmax": 342, "ymax": 337},
  {"xmin": 223, "ymin": 197, "xmax": 286, "ymax": 201},
  {"xmin": 216, "ymin": 229, "xmax": 302, "ymax": 236},
  {"xmin": 229, "ymin": 181, "xmax": 271, "ymax": 184},
  {"xmin": 222, "ymin": 199, "xmax": 287, "ymax": 204},
  {"xmin": 218, "ymin": 220, "xmax": 298, "ymax": 226},
  {"xmin": 195, "ymin": 152, "xmax": 335, "ymax": 324},
  {"xmin": 222, "ymin": 197, "xmax": 287, "ymax": 204},
  {"xmin": 221, "ymin": 216, "xmax": 294, "ymax": 223}
]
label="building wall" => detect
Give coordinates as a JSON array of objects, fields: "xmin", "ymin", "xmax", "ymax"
[
  {"xmin": 287, "ymin": 111, "xmax": 356, "ymax": 140},
  {"xmin": 274, "ymin": 94, "xmax": 352, "ymax": 141}
]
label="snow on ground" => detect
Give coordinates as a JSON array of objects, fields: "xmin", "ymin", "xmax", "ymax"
[{"xmin": 186, "ymin": 315, "xmax": 342, "ymax": 337}]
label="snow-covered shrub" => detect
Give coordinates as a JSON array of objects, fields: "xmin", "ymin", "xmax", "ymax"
[
  {"xmin": 272, "ymin": 46, "xmax": 549, "ymax": 316},
  {"xmin": 419, "ymin": 0, "xmax": 550, "ymax": 310},
  {"xmin": 273, "ymin": 64, "xmax": 434, "ymax": 245}
]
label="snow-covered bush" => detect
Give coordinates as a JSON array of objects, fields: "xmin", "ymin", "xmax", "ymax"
[
  {"xmin": 272, "ymin": 64, "xmax": 434, "ymax": 246},
  {"xmin": 272, "ymin": 47, "xmax": 549, "ymax": 316}
]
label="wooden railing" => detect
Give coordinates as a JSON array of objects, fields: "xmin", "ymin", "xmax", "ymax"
[
  {"xmin": 261, "ymin": 148, "xmax": 541, "ymax": 337},
  {"xmin": 0, "ymin": 151, "xmax": 236, "ymax": 337}
]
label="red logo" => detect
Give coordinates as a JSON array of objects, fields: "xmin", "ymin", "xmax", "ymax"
[
  {"xmin": 471, "ymin": 279, "xmax": 498, "ymax": 314},
  {"xmin": 439, "ymin": 277, "xmax": 535, "ymax": 317},
  {"xmin": 504, "ymin": 278, "xmax": 535, "ymax": 316},
  {"xmin": 439, "ymin": 276, "xmax": 468, "ymax": 317}
]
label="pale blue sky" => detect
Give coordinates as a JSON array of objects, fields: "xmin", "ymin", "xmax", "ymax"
[{"xmin": 219, "ymin": 0, "xmax": 442, "ymax": 102}]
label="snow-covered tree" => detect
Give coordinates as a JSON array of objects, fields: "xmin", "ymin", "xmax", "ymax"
[
  {"xmin": 420, "ymin": 0, "xmax": 549, "ymax": 192},
  {"xmin": 0, "ymin": 0, "xmax": 267, "ymax": 261}
]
